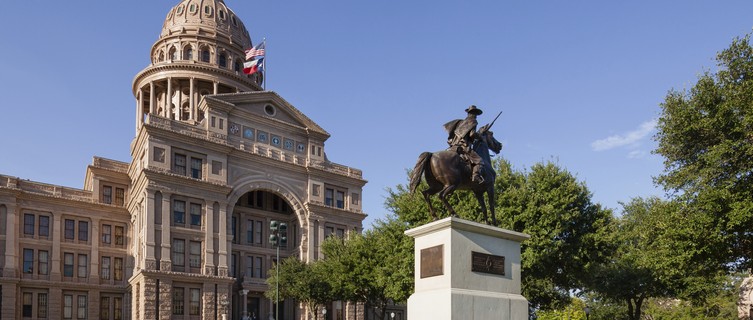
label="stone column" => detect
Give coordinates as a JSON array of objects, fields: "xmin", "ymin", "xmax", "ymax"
[
  {"xmin": 135, "ymin": 90, "xmax": 142, "ymax": 133},
  {"xmin": 51, "ymin": 214, "xmax": 62, "ymax": 281},
  {"xmin": 149, "ymin": 81, "xmax": 155, "ymax": 115},
  {"xmin": 90, "ymin": 219, "xmax": 100, "ymax": 283},
  {"xmin": 160, "ymin": 192, "xmax": 172, "ymax": 271},
  {"xmin": 144, "ymin": 190, "xmax": 156, "ymax": 269},
  {"xmin": 189, "ymin": 77, "xmax": 195, "ymax": 121},
  {"xmin": 2, "ymin": 203, "xmax": 17, "ymax": 277},
  {"xmin": 217, "ymin": 203, "xmax": 228, "ymax": 275},
  {"xmin": 166, "ymin": 77, "xmax": 173, "ymax": 119},
  {"xmin": 240, "ymin": 289, "xmax": 249, "ymax": 318},
  {"xmin": 213, "ymin": 81, "xmax": 219, "ymax": 95},
  {"xmin": 204, "ymin": 202, "xmax": 216, "ymax": 275}
]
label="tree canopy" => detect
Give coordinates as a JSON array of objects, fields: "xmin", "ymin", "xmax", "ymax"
[{"xmin": 655, "ymin": 33, "xmax": 753, "ymax": 271}]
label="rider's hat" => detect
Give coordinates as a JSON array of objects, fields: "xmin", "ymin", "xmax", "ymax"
[{"xmin": 465, "ymin": 105, "xmax": 483, "ymax": 115}]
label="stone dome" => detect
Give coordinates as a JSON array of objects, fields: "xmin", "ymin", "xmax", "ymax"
[{"xmin": 162, "ymin": 0, "xmax": 252, "ymax": 49}]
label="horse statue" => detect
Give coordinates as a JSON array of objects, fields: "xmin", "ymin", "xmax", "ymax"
[{"xmin": 409, "ymin": 125, "xmax": 502, "ymax": 225}]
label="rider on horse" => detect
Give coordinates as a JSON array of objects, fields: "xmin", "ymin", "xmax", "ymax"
[{"xmin": 444, "ymin": 105, "xmax": 485, "ymax": 184}]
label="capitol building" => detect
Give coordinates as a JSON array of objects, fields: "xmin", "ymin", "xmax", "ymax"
[{"xmin": 0, "ymin": 0, "xmax": 368, "ymax": 319}]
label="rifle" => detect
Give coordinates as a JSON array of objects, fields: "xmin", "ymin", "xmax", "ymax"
[{"xmin": 479, "ymin": 110, "xmax": 502, "ymax": 134}]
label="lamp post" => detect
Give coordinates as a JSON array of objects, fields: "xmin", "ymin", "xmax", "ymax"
[
  {"xmin": 269, "ymin": 221, "xmax": 287, "ymax": 320},
  {"xmin": 390, "ymin": 312, "xmax": 395, "ymax": 319}
]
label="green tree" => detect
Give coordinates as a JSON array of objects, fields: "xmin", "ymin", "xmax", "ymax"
[
  {"xmin": 319, "ymin": 217, "xmax": 414, "ymax": 320},
  {"xmin": 265, "ymin": 257, "xmax": 333, "ymax": 319},
  {"xmin": 587, "ymin": 197, "xmax": 729, "ymax": 320},
  {"xmin": 388, "ymin": 158, "xmax": 614, "ymax": 310},
  {"xmin": 655, "ymin": 33, "xmax": 753, "ymax": 271}
]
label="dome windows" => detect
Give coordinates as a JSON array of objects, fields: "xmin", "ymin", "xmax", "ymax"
[
  {"xmin": 189, "ymin": 4, "xmax": 198, "ymax": 14},
  {"xmin": 200, "ymin": 48, "xmax": 210, "ymax": 63},
  {"xmin": 219, "ymin": 53, "xmax": 227, "ymax": 68},
  {"xmin": 231, "ymin": 16, "xmax": 237, "ymax": 27},
  {"xmin": 234, "ymin": 60, "xmax": 241, "ymax": 73},
  {"xmin": 204, "ymin": 6, "xmax": 214, "ymax": 17},
  {"xmin": 219, "ymin": 10, "xmax": 226, "ymax": 20},
  {"xmin": 183, "ymin": 47, "xmax": 193, "ymax": 61},
  {"xmin": 176, "ymin": 5, "xmax": 184, "ymax": 15},
  {"xmin": 169, "ymin": 47, "xmax": 177, "ymax": 61}
]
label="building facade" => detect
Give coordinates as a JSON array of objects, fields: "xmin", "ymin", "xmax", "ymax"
[{"xmin": 0, "ymin": 0, "xmax": 367, "ymax": 319}]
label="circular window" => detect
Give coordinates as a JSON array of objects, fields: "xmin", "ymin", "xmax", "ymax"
[{"xmin": 264, "ymin": 105, "xmax": 276, "ymax": 116}]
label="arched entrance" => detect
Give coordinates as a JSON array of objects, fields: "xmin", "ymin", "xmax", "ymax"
[{"xmin": 230, "ymin": 189, "xmax": 302, "ymax": 320}]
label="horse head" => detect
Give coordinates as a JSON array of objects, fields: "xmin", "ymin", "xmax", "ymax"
[{"xmin": 481, "ymin": 130, "xmax": 502, "ymax": 154}]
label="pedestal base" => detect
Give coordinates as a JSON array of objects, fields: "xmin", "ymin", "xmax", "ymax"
[{"xmin": 405, "ymin": 217, "xmax": 530, "ymax": 320}]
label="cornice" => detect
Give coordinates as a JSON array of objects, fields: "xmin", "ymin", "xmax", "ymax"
[{"xmin": 132, "ymin": 62, "xmax": 261, "ymax": 94}]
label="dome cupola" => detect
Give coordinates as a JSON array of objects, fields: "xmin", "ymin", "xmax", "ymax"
[{"xmin": 132, "ymin": 0, "xmax": 262, "ymax": 132}]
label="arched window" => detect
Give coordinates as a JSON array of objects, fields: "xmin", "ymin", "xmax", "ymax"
[
  {"xmin": 158, "ymin": 51, "xmax": 165, "ymax": 62},
  {"xmin": 219, "ymin": 53, "xmax": 227, "ymax": 68},
  {"xmin": 181, "ymin": 103, "xmax": 190, "ymax": 121},
  {"xmin": 169, "ymin": 47, "xmax": 177, "ymax": 61},
  {"xmin": 201, "ymin": 49, "xmax": 210, "ymax": 63},
  {"xmin": 234, "ymin": 60, "xmax": 241, "ymax": 72},
  {"xmin": 184, "ymin": 47, "xmax": 193, "ymax": 61}
]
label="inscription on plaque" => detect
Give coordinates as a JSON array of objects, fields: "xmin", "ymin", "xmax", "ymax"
[
  {"xmin": 471, "ymin": 251, "xmax": 505, "ymax": 276},
  {"xmin": 420, "ymin": 245, "xmax": 444, "ymax": 278}
]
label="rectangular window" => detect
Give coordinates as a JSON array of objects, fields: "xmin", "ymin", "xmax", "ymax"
[
  {"xmin": 103, "ymin": 186, "xmax": 112, "ymax": 204},
  {"xmin": 212, "ymin": 160, "xmax": 222, "ymax": 175},
  {"xmin": 64, "ymin": 295, "xmax": 73, "ymax": 319},
  {"xmin": 173, "ymin": 200, "xmax": 186, "ymax": 225},
  {"xmin": 114, "ymin": 257, "xmax": 124, "ymax": 281},
  {"xmin": 230, "ymin": 254, "xmax": 237, "ymax": 277},
  {"xmin": 39, "ymin": 250, "xmax": 49, "ymax": 275},
  {"xmin": 173, "ymin": 287, "xmax": 185, "ymax": 315},
  {"xmin": 23, "ymin": 248, "xmax": 34, "ymax": 273},
  {"xmin": 101, "ymin": 257, "xmax": 111, "ymax": 280},
  {"xmin": 191, "ymin": 157, "xmax": 202, "ymax": 179},
  {"xmin": 255, "ymin": 256, "xmax": 263, "ymax": 278},
  {"xmin": 351, "ymin": 192, "xmax": 360, "ymax": 205},
  {"xmin": 189, "ymin": 241, "xmax": 201, "ymax": 268},
  {"xmin": 174, "ymin": 154, "xmax": 187, "ymax": 175},
  {"xmin": 246, "ymin": 220, "xmax": 254, "ymax": 244},
  {"xmin": 189, "ymin": 288, "xmax": 201, "ymax": 315},
  {"xmin": 100, "ymin": 296, "xmax": 110, "ymax": 319},
  {"xmin": 78, "ymin": 221, "xmax": 89, "ymax": 241},
  {"xmin": 325, "ymin": 188, "xmax": 334, "ymax": 206},
  {"xmin": 38, "ymin": 293, "xmax": 48, "ymax": 318},
  {"xmin": 64, "ymin": 253, "xmax": 74, "ymax": 277},
  {"xmin": 78, "ymin": 254, "xmax": 88, "ymax": 278},
  {"xmin": 231, "ymin": 216, "xmax": 237, "ymax": 243},
  {"xmin": 24, "ymin": 213, "xmax": 35, "ymax": 235},
  {"xmin": 77, "ymin": 295, "xmax": 87, "ymax": 319},
  {"xmin": 114, "ymin": 226, "xmax": 125, "ymax": 246},
  {"xmin": 154, "ymin": 146, "xmax": 166, "ymax": 163},
  {"xmin": 255, "ymin": 221, "xmax": 263, "ymax": 245},
  {"xmin": 190, "ymin": 203, "xmax": 202, "ymax": 226},
  {"xmin": 114, "ymin": 297, "xmax": 123, "ymax": 320},
  {"xmin": 39, "ymin": 215, "xmax": 50, "ymax": 237},
  {"xmin": 173, "ymin": 239, "xmax": 185, "ymax": 267},
  {"xmin": 336, "ymin": 190, "xmax": 345, "ymax": 209},
  {"xmin": 115, "ymin": 188, "xmax": 125, "ymax": 206},
  {"xmin": 102, "ymin": 224, "xmax": 112, "ymax": 244},
  {"xmin": 23, "ymin": 292, "xmax": 33, "ymax": 317},
  {"xmin": 65, "ymin": 219, "xmax": 75, "ymax": 240},
  {"xmin": 246, "ymin": 256, "xmax": 252, "ymax": 278}
]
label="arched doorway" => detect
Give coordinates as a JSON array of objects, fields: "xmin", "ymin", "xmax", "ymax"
[{"xmin": 230, "ymin": 189, "xmax": 300, "ymax": 320}]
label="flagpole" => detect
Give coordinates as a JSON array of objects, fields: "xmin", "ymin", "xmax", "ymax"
[{"xmin": 263, "ymin": 37, "xmax": 266, "ymax": 91}]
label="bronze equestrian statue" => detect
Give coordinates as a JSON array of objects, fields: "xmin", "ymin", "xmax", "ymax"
[{"xmin": 409, "ymin": 105, "xmax": 503, "ymax": 225}]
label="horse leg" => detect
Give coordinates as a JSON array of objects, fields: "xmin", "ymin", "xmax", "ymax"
[
  {"xmin": 474, "ymin": 191, "xmax": 488, "ymax": 224},
  {"xmin": 422, "ymin": 186, "xmax": 442, "ymax": 221},
  {"xmin": 487, "ymin": 187, "xmax": 497, "ymax": 225},
  {"xmin": 438, "ymin": 185, "xmax": 458, "ymax": 217}
]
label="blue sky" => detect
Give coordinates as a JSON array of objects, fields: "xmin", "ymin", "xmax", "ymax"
[{"xmin": 1, "ymin": 1, "xmax": 752, "ymax": 228}]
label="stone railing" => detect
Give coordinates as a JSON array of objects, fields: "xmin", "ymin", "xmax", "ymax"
[
  {"xmin": 146, "ymin": 115, "xmax": 228, "ymax": 145},
  {"xmin": 0, "ymin": 174, "xmax": 96, "ymax": 203}
]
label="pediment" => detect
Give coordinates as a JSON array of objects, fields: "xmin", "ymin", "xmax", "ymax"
[{"xmin": 204, "ymin": 91, "xmax": 329, "ymax": 138}]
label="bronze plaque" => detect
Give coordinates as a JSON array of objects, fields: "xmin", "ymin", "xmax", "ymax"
[
  {"xmin": 471, "ymin": 251, "xmax": 505, "ymax": 276},
  {"xmin": 420, "ymin": 245, "xmax": 444, "ymax": 278}
]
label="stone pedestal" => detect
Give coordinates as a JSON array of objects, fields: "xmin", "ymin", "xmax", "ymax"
[{"xmin": 405, "ymin": 217, "xmax": 530, "ymax": 320}]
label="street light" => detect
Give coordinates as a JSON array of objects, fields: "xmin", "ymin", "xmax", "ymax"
[
  {"xmin": 270, "ymin": 220, "xmax": 287, "ymax": 320},
  {"xmin": 390, "ymin": 312, "xmax": 395, "ymax": 319},
  {"xmin": 322, "ymin": 307, "xmax": 327, "ymax": 320}
]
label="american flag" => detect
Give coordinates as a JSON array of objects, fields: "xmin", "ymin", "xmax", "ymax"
[{"xmin": 245, "ymin": 41, "xmax": 265, "ymax": 60}]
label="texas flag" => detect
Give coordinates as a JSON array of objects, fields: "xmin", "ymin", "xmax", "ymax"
[{"xmin": 243, "ymin": 58, "xmax": 264, "ymax": 75}]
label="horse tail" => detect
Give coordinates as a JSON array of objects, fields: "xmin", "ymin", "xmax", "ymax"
[{"xmin": 410, "ymin": 152, "xmax": 432, "ymax": 193}]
